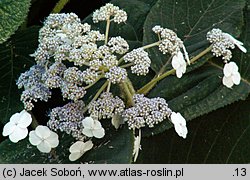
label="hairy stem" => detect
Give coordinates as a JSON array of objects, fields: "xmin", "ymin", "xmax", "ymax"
[
  {"xmin": 137, "ymin": 45, "xmax": 213, "ymax": 94},
  {"xmin": 120, "ymin": 62, "xmax": 134, "ymax": 68},
  {"xmin": 83, "ymin": 81, "xmax": 109, "ymax": 113},
  {"xmin": 119, "ymin": 81, "xmax": 135, "ymax": 106},
  {"xmin": 141, "ymin": 41, "xmax": 161, "ymax": 50},
  {"xmin": 84, "ymin": 75, "xmax": 104, "ymax": 90},
  {"xmin": 105, "ymin": 18, "xmax": 111, "ymax": 44},
  {"xmin": 118, "ymin": 41, "xmax": 161, "ymax": 65},
  {"xmin": 52, "ymin": 0, "xmax": 70, "ymax": 13}
]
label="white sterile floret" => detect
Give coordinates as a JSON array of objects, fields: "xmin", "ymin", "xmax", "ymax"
[
  {"xmin": 2, "ymin": 110, "xmax": 32, "ymax": 143},
  {"xmin": 29, "ymin": 125, "xmax": 59, "ymax": 153},
  {"xmin": 172, "ymin": 51, "xmax": 187, "ymax": 78},
  {"xmin": 170, "ymin": 112, "xmax": 188, "ymax": 139},
  {"xmin": 133, "ymin": 129, "xmax": 141, "ymax": 162},
  {"xmin": 222, "ymin": 61, "xmax": 241, "ymax": 88},
  {"xmin": 82, "ymin": 117, "xmax": 105, "ymax": 138},
  {"xmin": 108, "ymin": 36, "xmax": 129, "ymax": 54},
  {"xmin": 69, "ymin": 140, "xmax": 93, "ymax": 161},
  {"xmin": 222, "ymin": 33, "xmax": 247, "ymax": 53}
]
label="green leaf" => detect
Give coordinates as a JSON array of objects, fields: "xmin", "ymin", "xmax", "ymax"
[
  {"xmin": 0, "ymin": 27, "xmax": 39, "ymax": 124},
  {"xmin": 139, "ymin": 97, "xmax": 250, "ymax": 163},
  {"xmin": 0, "ymin": 0, "xmax": 31, "ymax": 44},
  {"xmin": 142, "ymin": 2, "xmax": 250, "ymax": 136},
  {"xmin": 84, "ymin": 125, "xmax": 134, "ymax": 164},
  {"xmin": 143, "ymin": 0, "xmax": 245, "ymax": 72},
  {"xmin": 0, "ymin": 126, "xmax": 134, "ymax": 164}
]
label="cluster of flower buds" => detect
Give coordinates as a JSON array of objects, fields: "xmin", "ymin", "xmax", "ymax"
[
  {"xmin": 47, "ymin": 101, "xmax": 85, "ymax": 140},
  {"xmin": 152, "ymin": 25, "xmax": 190, "ymax": 78},
  {"xmin": 207, "ymin": 28, "xmax": 247, "ymax": 88},
  {"xmin": 88, "ymin": 92, "xmax": 125, "ymax": 119},
  {"xmin": 123, "ymin": 48, "xmax": 151, "ymax": 76},
  {"xmin": 92, "ymin": 3, "xmax": 127, "ymax": 23},
  {"xmin": 16, "ymin": 65, "xmax": 51, "ymax": 110},
  {"xmin": 122, "ymin": 94, "xmax": 172, "ymax": 129}
]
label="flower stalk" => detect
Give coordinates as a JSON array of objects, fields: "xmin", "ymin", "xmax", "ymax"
[{"xmin": 137, "ymin": 45, "xmax": 213, "ymax": 94}]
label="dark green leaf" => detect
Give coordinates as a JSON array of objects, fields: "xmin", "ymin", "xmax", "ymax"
[
  {"xmin": 84, "ymin": 125, "xmax": 134, "ymax": 164},
  {"xmin": 142, "ymin": 2, "xmax": 250, "ymax": 136},
  {"xmin": 0, "ymin": 0, "xmax": 31, "ymax": 44},
  {"xmin": 143, "ymin": 0, "xmax": 245, "ymax": 72},
  {"xmin": 139, "ymin": 97, "xmax": 250, "ymax": 163},
  {"xmin": 0, "ymin": 27, "xmax": 39, "ymax": 124}
]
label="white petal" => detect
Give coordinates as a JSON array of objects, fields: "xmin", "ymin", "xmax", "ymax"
[
  {"xmin": 9, "ymin": 127, "xmax": 28, "ymax": 143},
  {"xmin": 176, "ymin": 69, "xmax": 183, "ymax": 78},
  {"xmin": 46, "ymin": 131, "xmax": 59, "ymax": 148},
  {"xmin": 179, "ymin": 126, "xmax": 188, "ymax": 139},
  {"xmin": 232, "ymin": 72, "xmax": 241, "ymax": 85},
  {"xmin": 229, "ymin": 62, "xmax": 239, "ymax": 72},
  {"xmin": 222, "ymin": 76, "xmax": 234, "ymax": 88},
  {"xmin": 82, "ymin": 117, "xmax": 94, "ymax": 129},
  {"xmin": 37, "ymin": 141, "xmax": 52, "ymax": 153},
  {"xmin": 82, "ymin": 128, "xmax": 94, "ymax": 137},
  {"xmin": 70, "ymin": 141, "xmax": 84, "ymax": 153},
  {"xmin": 175, "ymin": 113, "xmax": 186, "ymax": 126},
  {"xmin": 172, "ymin": 55, "xmax": 180, "ymax": 69},
  {"xmin": 69, "ymin": 152, "xmax": 83, "ymax": 161},
  {"xmin": 82, "ymin": 140, "xmax": 94, "ymax": 152},
  {"xmin": 111, "ymin": 114, "xmax": 124, "ymax": 129},
  {"xmin": 236, "ymin": 44, "xmax": 247, "ymax": 53},
  {"xmin": 223, "ymin": 33, "xmax": 247, "ymax": 53},
  {"xmin": 93, "ymin": 120, "xmax": 102, "ymax": 129},
  {"xmin": 170, "ymin": 112, "xmax": 179, "ymax": 124},
  {"xmin": 35, "ymin": 125, "xmax": 51, "ymax": 139},
  {"xmin": 18, "ymin": 110, "xmax": 32, "ymax": 128},
  {"xmin": 174, "ymin": 124, "xmax": 183, "ymax": 137},
  {"xmin": 177, "ymin": 51, "xmax": 185, "ymax": 62},
  {"xmin": 181, "ymin": 63, "xmax": 187, "ymax": 74},
  {"xmin": 9, "ymin": 113, "xmax": 20, "ymax": 124},
  {"xmin": 2, "ymin": 122, "xmax": 15, "ymax": 136},
  {"xmin": 223, "ymin": 63, "xmax": 232, "ymax": 77},
  {"xmin": 29, "ymin": 131, "xmax": 42, "ymax": 146},
  {"xmin": 92, "ymin": 128, "xmax": 105, "ymax": 138}
]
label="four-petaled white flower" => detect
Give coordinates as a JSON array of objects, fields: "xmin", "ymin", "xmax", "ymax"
[
  {"xmin": 223, "ymin": 33, "xmax": 247, "ymax": 53},
  {"xmin": 2, "ymin": 110, "xmax": 32, "ymax": 143},
  {"xmin": 82, "ymin": 117, "xmax": 105, "ymax": 138},
  {"xmin": 222, "ymin": 61, "xmax": 241, "ymax": 88},
  {"xmin": 69, "ymin": 140, "xmax": 93, "ymax": 161},
  {"xmin": 133, "ymin": 129, "xmax": 141, "ymax": 162},
  {"xmin": 172, "ymin": 51, "xmax": 187, "ymax": 78},
  {"xmin": 29, "ymin": 125, "xmax": 59, "ymax": 153},
  {"xmin": 170, "ymin": 112, "xmax": 188, "ymax": 139}
]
